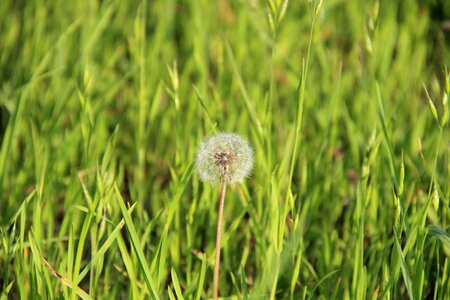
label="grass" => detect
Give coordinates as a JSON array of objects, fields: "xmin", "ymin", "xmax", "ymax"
[{"xmin": 0, "ymin": 0, "xmax": 449, "ymax": 299}]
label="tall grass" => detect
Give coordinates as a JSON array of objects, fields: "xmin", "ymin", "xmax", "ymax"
[{"xmin": 0, "ymin": 0, "xmax": 449, "ymax": 299}]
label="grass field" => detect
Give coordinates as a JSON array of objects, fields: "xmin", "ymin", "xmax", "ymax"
[{"xmin": 1, "ymin": 0, "xmax": 450, "ymax": 299}]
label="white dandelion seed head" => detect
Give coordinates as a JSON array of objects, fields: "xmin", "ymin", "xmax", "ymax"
[{"xmin": 196, "ymin": 132, "xmax": 254, "ymax": 184}]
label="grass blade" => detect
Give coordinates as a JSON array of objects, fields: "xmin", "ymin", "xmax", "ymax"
[
  {"xmin": 114, "ymin": 184, "xmax": 160, "ymax": 299},
  {"xmin": 76, "ymin": 203, "xmax": 136, "ymax": 284},
  {"xmin": 394, "ymin": 232, "xmax": 414, "ymax": 300},
  {"xmin": 194, "ymin": 253, "xmax": 207, "ymax": 300},
  {"xmin": 427, "ymin": 226, "xmax": 450, "ymax": 249},
  {"xmin": 171, "ymin": 268, "xmax": 185, "ymax": 300}
]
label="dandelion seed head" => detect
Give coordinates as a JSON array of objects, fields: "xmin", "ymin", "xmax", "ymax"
[{"xmin": 196, "ymin": 132, "xmax": 254, "ymax": 184}]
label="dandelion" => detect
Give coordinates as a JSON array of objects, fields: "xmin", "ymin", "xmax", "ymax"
[
  {"xmin": 195, "ymin": 132, "xmax": 253, "ymax": 299},
  {"xmin": 196, "ymin": 133, "xmax": 253, "ymax": 184}
]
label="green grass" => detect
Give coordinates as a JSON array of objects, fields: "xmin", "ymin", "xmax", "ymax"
[{"xmin": 0, "ymin": 0, "xmax": 449, "ymax": 299}]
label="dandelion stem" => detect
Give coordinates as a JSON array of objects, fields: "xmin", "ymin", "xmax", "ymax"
[{"xmin": 213, "ymin": 178, "xmax": 227, "ymax": 300}]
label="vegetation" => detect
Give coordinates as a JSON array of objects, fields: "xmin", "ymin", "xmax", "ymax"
[{"xmin": 0, "ymin": 0, "xmax": 449, "ymax": 299}]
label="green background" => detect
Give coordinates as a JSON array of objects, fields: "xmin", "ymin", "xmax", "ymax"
[{"xmin": 0, "ymin": 0, "xmax": 449, "ymax": 299}]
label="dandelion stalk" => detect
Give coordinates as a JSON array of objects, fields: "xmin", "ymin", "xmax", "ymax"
[
  {"xmin": 196, "ymin": 132, "xmax": 253, "ymax": 299},
  {"xmin": 213, "ymin": 179, "xmax": 226, "ymax": 300}
]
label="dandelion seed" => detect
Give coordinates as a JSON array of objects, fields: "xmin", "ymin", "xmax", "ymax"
[
  {"xmin": 196, "ymin": 132, "xmax": 253, "ymax": 184},
  {"xmin": 195, "ymin": 132, "xmax": 253, "ymax": 300}
]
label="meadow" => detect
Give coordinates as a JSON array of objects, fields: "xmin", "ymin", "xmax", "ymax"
[{"xmin": 1, "ymin": 0, "xmax": 449, "ymax": 299}]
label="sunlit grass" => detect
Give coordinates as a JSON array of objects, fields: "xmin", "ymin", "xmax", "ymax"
[{"xmin": 0, "ymin": 0, "xmax": 449, "ymax": 299}]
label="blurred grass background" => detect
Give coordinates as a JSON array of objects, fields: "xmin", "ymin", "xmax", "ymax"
[{"xmin": 0, "ymin": 0, "xmax": 449, "ymax": 299}]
